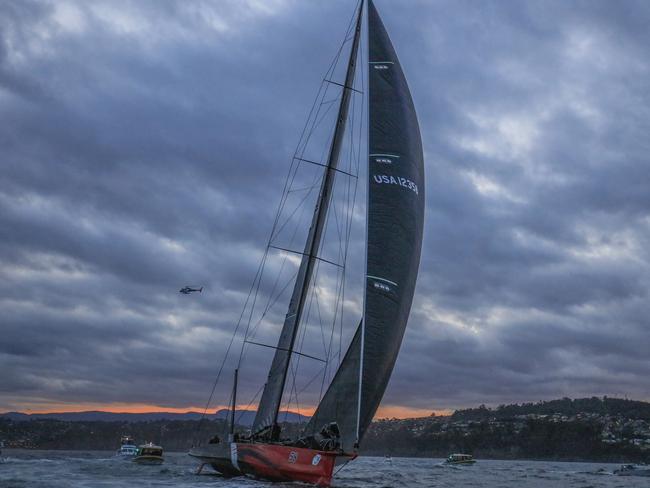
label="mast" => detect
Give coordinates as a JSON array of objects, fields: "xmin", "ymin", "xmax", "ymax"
[{"xmin": 252, "ymin": 0, "xmax": 365, "ymax": 436}]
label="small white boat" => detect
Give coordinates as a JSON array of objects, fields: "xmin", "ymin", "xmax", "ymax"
[
  {"xmin": 116, "ymin": 435, "xmax": 137, "ymax": 458},
  {"xmin": 614, "ymin": 464, "xmax": 650, "ymax": 477},
  {"xmin": 445, "ymin": 453, "xmax": 476, "ymax": 465}
]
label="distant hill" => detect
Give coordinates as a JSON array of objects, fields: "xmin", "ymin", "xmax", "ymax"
[
  {"xmin": 0, "ymin": 409, "xmax": 308, "ymax": 426},
  {"xmin": 451, "ymin": 397, "xmax": 650, "ymax": 422},
  {"xmin": 361, "ymin": 396, "xmax": 650, "ymax": 462}
]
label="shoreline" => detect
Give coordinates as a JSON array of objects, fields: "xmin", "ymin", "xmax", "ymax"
[{"xmin": 1, "ymin": 448, "xmax": 632, "ymax": 465}]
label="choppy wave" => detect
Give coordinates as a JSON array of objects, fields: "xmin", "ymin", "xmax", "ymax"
[{"xmin": 0, "ymin": 450, "xmax": 642, "ymax": 488}]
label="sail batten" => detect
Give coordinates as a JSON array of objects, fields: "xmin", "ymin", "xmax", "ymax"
[{"xmin": 304, "ymin": 0, "xmax": 425, "ymax": 451}]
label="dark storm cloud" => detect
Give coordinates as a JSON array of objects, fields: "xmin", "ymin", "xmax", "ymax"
[
  {"xmin": 382, "ymin": 0, "xmax": 650, "ymax": 412},
  {"xmin": 1, "ymin": 0, "xmax": 649, "ymax": 416}
]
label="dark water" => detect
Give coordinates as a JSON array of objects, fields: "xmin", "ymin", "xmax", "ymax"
[{"xmin": 0, "ymin": 450, "xmax": 645, "ymax": 487}]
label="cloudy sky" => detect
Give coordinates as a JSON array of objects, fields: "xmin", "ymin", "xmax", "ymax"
[{"xmin": 1, "ymin": 0, "xmax": 650, "ymax": 418}]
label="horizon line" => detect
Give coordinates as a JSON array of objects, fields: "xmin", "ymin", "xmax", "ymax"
[{"xmin": 2, "ymin": 403, "xmax": 443, "ymax": 419}]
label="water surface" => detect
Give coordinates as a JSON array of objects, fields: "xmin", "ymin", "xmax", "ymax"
[{"xmin": 0, "ymin": 450, "xmax": 642, "ymax": 487}]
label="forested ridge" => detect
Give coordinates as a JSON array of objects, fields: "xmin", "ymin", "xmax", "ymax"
[{"xmin": 3, "ymin": 397, "xmax": 650, "ymax": 462}]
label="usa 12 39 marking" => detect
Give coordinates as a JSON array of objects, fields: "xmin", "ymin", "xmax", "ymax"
[{"xmin": 372, "ymin": 174, "xmax": 419, "ymax": 195}]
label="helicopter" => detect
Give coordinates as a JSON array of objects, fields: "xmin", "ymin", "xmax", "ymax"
[{"xmin": 179, "ymin": 286, "xmax": 203, "ymax": 294}]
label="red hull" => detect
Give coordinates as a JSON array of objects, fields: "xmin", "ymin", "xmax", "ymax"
[{"xmin": 234, "ymin": 443, "xmax": 353, "ymax": 486}]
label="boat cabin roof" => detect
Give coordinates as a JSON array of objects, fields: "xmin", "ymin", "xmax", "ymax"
[
  {"xmin": 138, "ymin": 444, "xmax": 163, "ymax": 456},
  {"xmin": 449, "ymin": 453, "xmax": 473, "ymax": 460}
]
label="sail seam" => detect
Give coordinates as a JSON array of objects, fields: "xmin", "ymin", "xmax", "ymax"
[{"xmin": 367, "ymin": 275, "xmax": 398, "ymax": 287}]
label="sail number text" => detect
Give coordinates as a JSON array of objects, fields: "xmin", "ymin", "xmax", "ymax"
[{"xmin": 372, "ymin": 174, "xmax": 419, "ymax": 195}]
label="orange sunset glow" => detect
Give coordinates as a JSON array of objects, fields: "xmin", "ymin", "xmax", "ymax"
[
  {"xmin": 15, "ymin": 403, "xmax": 214, "ymax": 415},
  {"xmin": 16, "ymin": 402, "xmax": 450, "ymax": 419}
]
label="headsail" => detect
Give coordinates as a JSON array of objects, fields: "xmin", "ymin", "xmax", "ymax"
[
  {"xmin": 251, "ymin": 1, "xmax": 365, "ymax": 436},
  {"xmin": 304, "ymin": 0, "xmax": 425, "ymax": 451}
]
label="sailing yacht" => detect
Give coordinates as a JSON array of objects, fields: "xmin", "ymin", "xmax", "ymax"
[{"xmin": 189, "ymin": 1, "xmax": 424, "ymax": 485}]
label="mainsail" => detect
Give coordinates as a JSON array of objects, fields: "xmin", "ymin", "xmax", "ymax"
[{"xmin": 304, "ymin": 0, "xmax": 425, "ymax": 451}]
